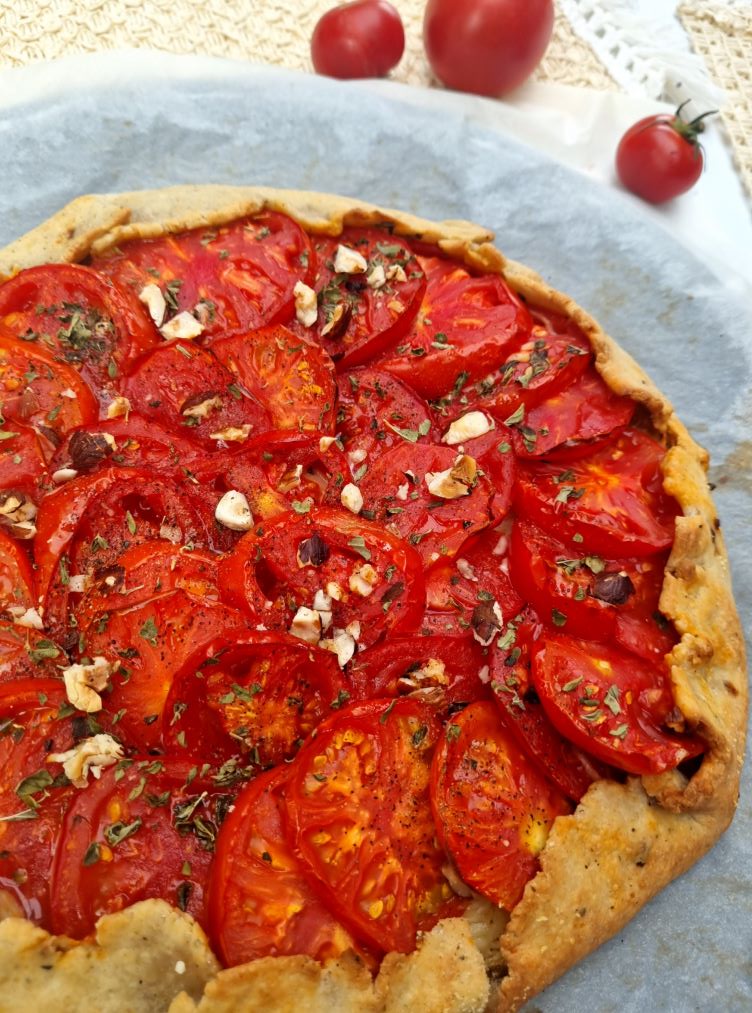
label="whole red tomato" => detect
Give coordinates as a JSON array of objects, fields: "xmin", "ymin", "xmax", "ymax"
[
  {"xmin": 311, "ymin": 0, "xmax": 405, "ymax": 80},
  {"xmin": 423, "ymin": 0, "xmax": 554, "ymax": 97},
  {"xmin": 616, "ymin": 103, "xmax": 714, "ymax": 204}
]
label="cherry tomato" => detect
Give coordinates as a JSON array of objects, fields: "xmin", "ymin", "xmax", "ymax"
[
  {"xmin": 163, "ymin": 633, "xmax": 348, "ymax": 766},
  {"xmin": 430, "ymin": 701, "xmax": 569, "ymax": 909},
  {"xmin": 92, "ymin": 213, "xmax": 315, "ymax": 339},
  {"xmin": 616, "ymin": 104, "xmax": 713, "ymax": 205},
  {"xmin": 532, "ymin": 634, "xmax": 704, "ymax": 775},
  {"xmin": 211, "ymin": 326, "xmax": 336, "ymax": 434},
  {"xmin": 123, "ymin": 341, "xmax": 270, "ymax": 450},
  {"xmin": 423, "ymin": 0, "xmax": 554, "ymax": 97},
  {"xmin": 219, "ymin": 507, "xmax": 425, "ymax": 650},
  {"xmin": 513, "ymin": 428, "xmax": 679, "ymax": 557},
  {"xmin": 0, "ymin": 264, "xmax": 158, "ymax": 399},
  {"xmin": 49, "ymin": 758, "xmax": 235, "ymax": 938},
  {"xmin": 289, "ymin": 230, "xmax": 425, "ymax": 369},
  {"xmin": 285, "ymin": 698, "xmax": 452, "ymax": 953},
  {"xmin": 378, "ymin": 256, "xmax": 531, "ymax": 398},
  {"xmin": 311, "ymin": 1, "xmax": 405, "ymax": 80},
  {"xmin": 209, "ymin": 766, "xmax": 369, "ymax": 966}
]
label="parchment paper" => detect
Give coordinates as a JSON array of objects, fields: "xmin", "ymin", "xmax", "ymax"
[{"xmin": 0, "ymin": 52, "xmax": 750, "ymax": 1012}]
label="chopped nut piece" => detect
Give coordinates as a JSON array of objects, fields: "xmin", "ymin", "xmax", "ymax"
[
  {"xmin": 289, "ymin": 606, "xmax": 322, "ymax": 645},
  {"xmin": 396, "ymin": 482, "xmax": 409, "ymax": 501},
  {"xmin": 297, "ymin": 532, "xmax": 330, "ymax": 568},
  {"xmin": 312, "ymin": 589, "xmax": 333, "ymax": 631},
  {"xmin": 0, "ymin": 490, "xmax": 37, "ymax": 539},
  {"xmin": 326, "ymin": 581, "xmax": 344, "ymax": 601},
  {"xmin": 63, "ymin": 657, "xmax": 112, "ymax": 714},
  {"xmin": 425, "ymin": 455, "xmax": 477, "ymax": 500},
  {"xmin": 181, "ymin": 393, "xmax": 223, "ymax": 419},
  {"xmin": 160, "ymin": 311, "xmax": 203, "ymax": 341},
  {"xmin": 106, "ymin": 396, "xmax": 131, "ymax": 420},
  {"xmin": 214, "ymin": 490, "xmax": 253, "ymax": 531},
  {"xmin": 386, "ymin": 264, "xmax": 408, "ymax": 283},
  {"xmin": 456, "ymin": 558, "xmax": 477, "ymax": 582},
  {"xmin": 348, "ymin": 562, "xmax": 379, "ymax": 597},
  {"xmin": 52, "ymin": 468, "xmax": 78, "ymax": 484},
  {"xmin": 293, "ymin": 281, "xmax": 318, "ymax": 327},
  {"xmin": 68, "ymin": 574, "xmax": 90, "ymax": 594},
  {"xmin": 333, "ymin": 244, "xmax": 368, "ymax": 274},
  {"xmin": 471, "ymin": 600, "xmax": 504, "ymax": 647},
  {"xmin": 48, "ymin": 733, "xmax": 123, "ymax": 788},
  {"xmin": 347, "ymin": 447, "xmax": 367, "ymax": 468},
  {"xmin": 138, "ymin": 283, "xmax": 167, "ymax": 327},
  {"xmin": 318, "ymin": 435, "xmax": 338, "ymax": 453},
  {"xmin": 400, "ymin": 657, "xmax": 448, "ymax": 689},
  {"xmin": 320, "ymin": 627, "xmax": 356, "ymax": 668},
  {"xmin": 340, "ymin": 483, "xmax": 363, "ymax": 514},
  {"xmin": 442, "ymin": 411, "xmax": 494, "ymax": 446},
  {"xmin": 209, "ymin": 425, "xmax": 251, "ymax": 443},
  {"xmin": 367, "ymin": 264, "xmax": 386, "ymax": 289},
  {"xmin": 320, "ymin": 302, "xmax": 351, "ymax": 339},
  {"xmin": 159, "ymin": 522, "xmax": 182, "ymax": 544},
  {"xmin": 69, "ymin": 431, "xmax": 115, "ymax": 471},
  {"xmin": 7, "ymin": 606, "xmax": 43, "ymax": 630}
]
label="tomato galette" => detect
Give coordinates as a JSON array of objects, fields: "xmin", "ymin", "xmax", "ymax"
[{"xmin": 0, "ymin": 187, "xmax": 745, "ymax": 1013}]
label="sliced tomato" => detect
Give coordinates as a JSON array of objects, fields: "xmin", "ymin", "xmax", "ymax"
[
  {"xmin": 513, "ymin": 428, "xmax": 679, "ymax": 557},
  {"xmin": 430, "ymin": 700, "xmax": 570, "ymax": 909},
  {"xmin": 163, "ymin": 633, "xmax": 347, "ymax": 766},
  {"xmin": 74, "ymin": 541, "xmax": 220, "ymax": 631},
  {"xmin": 285, "ymin": 698, "xmax": 452, "ymax": 953},
  {"xmin": 217, "ymin": 430, "xmax": 351, "ymax": 521},
  {"xmin": 378, "ymin": 256, "xmax": 532, "ymax": 398},
  {"xmin": 0, "ymin": 625, "xmax": 69, "ymax": 685},
  {"xmin": 507, "ymin": 368, "xmax": 634, "ymax": 458},
  {"xmin": 440, "ymin": 328, "xmax": 591, "ymax": 421},
  {"xmin": 123, "ymin": 342, "xmax": 269, "ymax": 449},
  {"xmin": 357, "ymin": 443, "xmax": 500, "ymax": 566},
  {"xmin": 0, "ymin": 264, "xmax": 158, "ymax": 397},
  {"xmin": 336, "ymin": 367, "xmax": 434, "ymax": 464},
  {"xmin": 211, "ymin": 326, "xmax": 336, "ymax": 433},
  {"xmin": 34, "ymin": 468, "xmax": 219, "ymax": 637},
  {"xmin": 0, "ymin": 681, "xmax": 104, "ymax": 925},
  {"xmin": 288, "ymin": 230, "xmax": 425, "ymax": 368},
  {"xmin": 0, "ymin": 527, "xmax": 34, "ymax": 612},
  {"xmin": 532, "ymin": 633, "xmax": 703, "ymax": 775},
  {"xmin": 50, "ymin": 415, "xmax": 207, "ymax": 481},
  {"xmin": 0, "ymin": 328, "xmax": 98, "ymax": 441},
  {"xmin": 84, "ymin": 591, "xmax": 251, "ymax": 752},
  {"xmin": 219, "ymin": 507, "xmax": 424, "ymax": 650},
  {"xmin": 347, "ymin": 633, "xmax": 488, "ymax": 708},
  {"xmin": 209, "ymin": 766, "xmax": 367, "ymax": 966},
  {"xmin": 613, "ymin": 553, "xmax": 678, "ymax": 663},
  {"xmin": 0, "ymin": 423, "xmax": 52, "ymax": 508},
  {"xmin": 489, "ymin": 607, "xmax": 610, "ymax": 801},
  {"xmin": 92, "ymin": 213, "xmax": 315, "ymax": 339},
  {"xmin": 49, "ymin": 758, "xmax": 235, "ymax": 938},
  {"xmin": 424, "ymin": 526, "xmax": 524, "ymax": 643}
]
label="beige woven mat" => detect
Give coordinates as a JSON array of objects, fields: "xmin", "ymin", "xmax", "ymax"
[
  {"xmin": 0, "ymin": 0, "xmax": 617, "ymax": 90},
  {"xmin": 679, "ymin": 3, "xmax": 752, "ymax": 198}
]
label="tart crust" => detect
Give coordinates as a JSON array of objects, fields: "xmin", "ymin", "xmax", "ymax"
[{"xmin": 0, "ymin": 186, "xmax": 746, "ymax": 1013}]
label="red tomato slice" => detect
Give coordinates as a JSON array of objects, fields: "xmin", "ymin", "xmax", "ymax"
[
  {"xmin": 336, "ymin": 366, "xmax": 434, "ymax": 465},
  {"xmin": 0, "ymin": 264, "xmax": 158, "ymax": 397},
  {"xmin": 612, "ymin": 553, "xmax": 678, "ymax": 663},
  {"xmin": 288, "ymin": 230, "xmax": 425, "ymax": 368},
  {"xmin": 217, "ymin": 430, "xmax": 350, "ymax": 521},
  {"xmin": 49, "ymin": 758, "xmax": 235, "ymax": 938},
  {"xmin": 211, "ymin": 326, "xmax": 336, "ymax": 434},
  {"xmin": 50, "ymin": 415, "xmax": 208, "ymax": 481},
  {"xmin": 0, "ymin": 681, "xmax": 107, "ymax": 925},
  {"xmin": 489, "ymin": 607, "xmax": 610, "ymax": 801},
  {"xmin": 74, "ymin": 541, "xmax": 220, "ymax": 631},
  {"xmin": 357, "ymin": 443, "xmax": 500, "ymax": 566},
  {"xmin": 163, "ymin": 633, "xmax": 348, "ymax": 766},
  {"xmin": 209, "ymin": 766, "xmax": 367, "ymax": 966},
  {"xmin": 285, "ymin": 698, "xmax": 453, "ymax": 953},
  {"xmin": 92, "ymin": 213, "xmax": 315, "ymax": 339},
  {"xmin": 508, "ymin": 367, "xmax": 634, "ymax": 458},
  {"xmin": 0, "ymin": 527, "xmax": 34, "ymax": 611},
  {"xmin": 532, "ymin": 633, "xmax": 703, "ymax": 775},
  {"xmin": 378, "ymin": 256, "xmax": 532, "ymax": 398},
  {"xmin": 123, "ymin": 342, "xmax": 270, "ymax": 449},
  {"xmin": 0, "ymin": 423, "xmax": 52, "ymax": 511},
  {"xmin": 0, "ymin": 328, "xmax": 98, "ymax": 441},
  {"xmin": 424, "ymin": 527, "xmax": 524, "ymax": 644},
  {"xmin": 513, "ymin": 428, "xmax": 679, "ymax": 557},
  {"xmin": 347, "ymin": 633, "xmax": 489, "ymax": 708},
  {"xmin": 430, "ymin": 700, "xmax": 570, "ymax": 909},
  {"xmin": 0, "ymin": 624, "xmax": 69, "ymax": 685},
  {"xmin": 84, "ymin": 591, "xmax": 251, "ymax": 752},
  {"xmin": 34, "ymin": 468, "xmax": 219, "ymax": 637},
  {"xmin": 219, "ymin": 507, "xmax": 424, "ymax": 650}
]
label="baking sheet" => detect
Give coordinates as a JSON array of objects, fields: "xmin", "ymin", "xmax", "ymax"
[{"xmin": 1, "ymin": 51, "xmax": 750, "ymax": 1012}]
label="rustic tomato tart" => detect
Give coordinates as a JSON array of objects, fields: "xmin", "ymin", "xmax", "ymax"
[{"xmin": 0, "ymin": 187, "xmax": 745, "ymax": 1013}]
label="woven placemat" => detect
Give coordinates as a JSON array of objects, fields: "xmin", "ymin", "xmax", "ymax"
[
  {"xmin": 678, "ymin": 2, "xmax": 752, "ymax": 198},
  {"xmin": 0, "ymin": 0, "xmax": 617, "ymax": 91}
]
